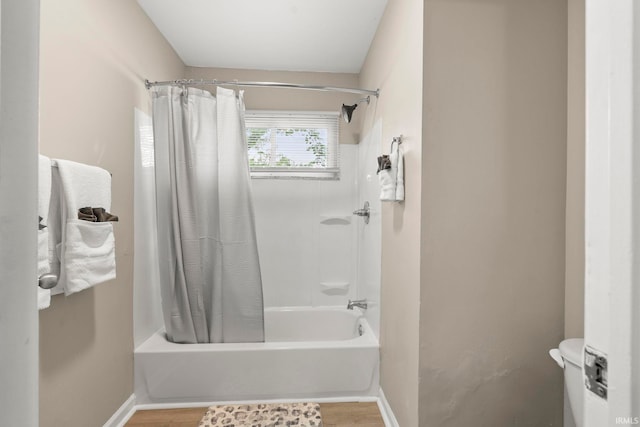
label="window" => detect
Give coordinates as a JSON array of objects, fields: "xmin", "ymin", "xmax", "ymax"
[{"xmin": 245, "ymin": 111, "xmax": 340, "ymax": 179}]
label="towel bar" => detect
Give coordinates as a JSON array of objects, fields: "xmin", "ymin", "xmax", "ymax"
[{"xmin": 51, "ymin": 162, "xmax": 112, "ymax": 177}]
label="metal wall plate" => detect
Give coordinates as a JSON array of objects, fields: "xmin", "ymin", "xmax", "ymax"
[{"xmin": 584, "ymin": 345, "xmax": 608, "ymax": 400}]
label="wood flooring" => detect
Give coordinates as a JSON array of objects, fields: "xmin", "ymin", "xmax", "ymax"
[{"xmin": 125, "ymin": 402, "xmax": 385, "ymax": 427}]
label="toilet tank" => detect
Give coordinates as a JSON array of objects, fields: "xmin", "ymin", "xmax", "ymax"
[{"xmin": 560, "ymin": 338, "xmax": 584, "ymax": 427}]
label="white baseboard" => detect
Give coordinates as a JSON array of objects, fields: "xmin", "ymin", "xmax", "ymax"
[
  {"xmin": 377, "ymin": 388, "xmax": 399, "ymax": 427},
  {"xmin": 105, "ymin": 394, "xmax": 394, "ymax": 427},
  {"xmin": 135, "ymin": 395, "xmax": 378, "ymax": 411},
  {"xmin": 103, "ymin": 394, "xmax": 136, "ymax": 427}
]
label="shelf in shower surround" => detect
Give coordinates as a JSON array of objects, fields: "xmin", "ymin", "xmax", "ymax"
[
  {"xmin": 320, "ymin": 282, "xmax": 350, "ymax": 290},
  {"xmin": 319, "ymin": 216, "xmax": 351, "ymax": 225}
]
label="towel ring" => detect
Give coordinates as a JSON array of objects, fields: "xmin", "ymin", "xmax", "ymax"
[{"xmin": 390, "ymin": 135, "xmax": 403, "ymax": 151}]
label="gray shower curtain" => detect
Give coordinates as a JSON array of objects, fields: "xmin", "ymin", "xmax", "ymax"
[{"xmin": 151, "ymin": 85, "xmax": 264, "ymax": 343}]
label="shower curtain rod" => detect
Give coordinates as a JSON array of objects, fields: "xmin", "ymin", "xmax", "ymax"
[{"xmin": 144, "ymin": 79, "xmax": 380, "ymax": 98}]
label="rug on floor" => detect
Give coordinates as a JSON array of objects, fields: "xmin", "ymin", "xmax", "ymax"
[{"xmin": 198, "ymin": 402, "xmax": 323, "ymax": 427}]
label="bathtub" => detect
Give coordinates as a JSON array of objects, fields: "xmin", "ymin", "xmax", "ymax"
[{"xmin": 134, "ymin": 307, "xmax": 379, "ymax": 404}]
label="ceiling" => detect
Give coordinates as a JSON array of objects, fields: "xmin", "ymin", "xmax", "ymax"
[{"xmin": 137, "ymin": 0, "xmax": 388, "ymax": 73}]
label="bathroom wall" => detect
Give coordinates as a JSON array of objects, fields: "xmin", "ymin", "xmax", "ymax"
[
  {"xmin": 358, "ymin": 0, "xmax": 424, "ymax": 424},
  {"xmin": 419, "ymin": 0, "xmax": 567, "ymax": 425},
  {"xmin": 565, "ymin": 0, "xmax": 585, "ymax": 339},
  {"xmin": 38, "ymin": 0, "xmax": 184, "ymax": 426}
]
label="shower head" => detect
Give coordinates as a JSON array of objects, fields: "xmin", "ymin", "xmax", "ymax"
[
  {"xmin": 341, "ymin": 104, "xmax": 358, "ymax": 123},
  {"xmin": 341, "ymin": 96, "xmax": 371, "ymax": 123}
]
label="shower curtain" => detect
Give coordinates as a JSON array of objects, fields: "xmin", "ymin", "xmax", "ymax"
[{"xmin": 151, "ymin": 86, "xmax": 264, "ymax": 344}]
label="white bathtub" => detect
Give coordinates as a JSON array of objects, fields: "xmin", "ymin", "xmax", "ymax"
[{"xmin": 134, "ymin": 307, "xmax": 379, "ymax": 404}]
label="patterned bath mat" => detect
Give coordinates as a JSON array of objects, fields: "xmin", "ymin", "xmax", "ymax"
[{"xmin": 199, "ymin": 402, "xmax": 323, "ymax": 427}]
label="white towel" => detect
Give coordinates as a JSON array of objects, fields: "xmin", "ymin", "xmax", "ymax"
[
  {"xmin": 379, "ymin": 141, "xmax": 405, "ymax": 202},
  {"xmin": 379, "ymin": 167, "xmax": 396, "ymax": 201},
  {"xmin": 54, "ymin": 159, "xmax": 116, "ymax": 296},
  {"xmin": 38, "ymin": 155, "xmax": 52, "ymax": 310},
  {"xmin": 395, "ymin": 144, "xmax": 404, "ymax": 201}
]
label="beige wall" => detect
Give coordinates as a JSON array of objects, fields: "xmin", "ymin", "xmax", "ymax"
[
  {"xmin": 419, "ymin": 0, "xmax": 567, "ymax": 425},
  {"xmin": 565, "ymin": 0, "xmax": 585, "ymax": 339},
  {"xmin": 38, "ymin": 1, "xmax": 184, "ymax": 426},
  {"xmin": 184, "ymin": 67, "xmax": 361, "ymax": 144},
  {"xmin": 358, "ymin": 0, "xmax": 424, "ymax": 425}
]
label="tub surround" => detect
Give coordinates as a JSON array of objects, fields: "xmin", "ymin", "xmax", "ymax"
[
  {"xmin": 134, "ymin": 68, "xmax": 383, "ymax": 346},
  {"xmin": 134, "ymin": 140, "xmax": 371, "ymax": 342},
  {"xmin": 252, "ymin": 145, "xmax": 360, "ymax": 310}
]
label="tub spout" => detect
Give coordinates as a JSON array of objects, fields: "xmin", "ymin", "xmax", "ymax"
[{"xmin": 347, "ymin": 299, "xmax": 367, "ymax": 310}]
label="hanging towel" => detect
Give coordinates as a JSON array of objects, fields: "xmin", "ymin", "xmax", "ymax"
[
  {"xmin": 379, "ymin": 140, "xmax": 405, "ymax": 202},
  {"xmin": 395, "ymin": 143, "xmax": 405, "ymax": 201},
  {"xmin": 37, "ymin": 155, "xmax": 52, "ymax": 310},
  {"xmin": 54, "ymin": 159, "xmax": 116, "ymax": 296}
]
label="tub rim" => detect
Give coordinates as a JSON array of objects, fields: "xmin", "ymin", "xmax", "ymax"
[{"xmin": 135, "ymin": 306, "xmax": 379, "ymax": 353}]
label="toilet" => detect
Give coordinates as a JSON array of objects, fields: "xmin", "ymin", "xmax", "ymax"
[{"xmin": 550, "ymin": 338, "xmax": 584, "ymax": 427}]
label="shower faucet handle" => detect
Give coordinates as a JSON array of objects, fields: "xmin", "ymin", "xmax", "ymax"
[
  {"xmin": 352, "ymin": 201, "xmax": 370, "ymax": 224},
  {"xmin": 347, "ymin": 299, "xmax": 368, "ymax": 310}
]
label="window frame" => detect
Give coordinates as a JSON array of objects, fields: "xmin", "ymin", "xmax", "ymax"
[{"xmin": 244, "ymin": 110, "xmax": 340, "ymax": 180}]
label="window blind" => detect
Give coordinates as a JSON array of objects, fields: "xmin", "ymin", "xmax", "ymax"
[{"xmin": 245, "ymin": 111, "xmax": 340, "ymax": 179}]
